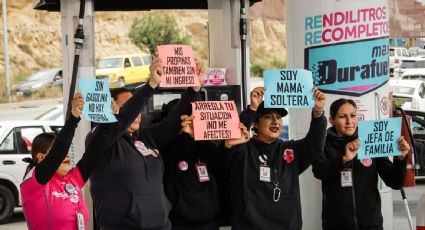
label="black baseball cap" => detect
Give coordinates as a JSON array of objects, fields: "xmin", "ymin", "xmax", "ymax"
[{"xmin": 256, "ymin": 102, "xmax": 288, "ymax": 118}]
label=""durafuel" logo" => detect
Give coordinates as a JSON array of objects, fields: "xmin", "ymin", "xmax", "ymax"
[{"xmin": 305, "ymin": 37, "xmax": 389, "ymax": 96}]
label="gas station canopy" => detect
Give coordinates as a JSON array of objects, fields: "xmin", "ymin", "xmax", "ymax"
[{"xmin": 33, "ymin": 0, "xmax": 262, "ymax": 11}]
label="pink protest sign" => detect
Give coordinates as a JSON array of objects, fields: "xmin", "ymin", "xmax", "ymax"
[
  {"xmin": 192, "ymin": 101, "xmax": 241, "ymax": 141},
  {"xmin": 157, "ymin": 44, "xmax": 200, "ymax": 88}
]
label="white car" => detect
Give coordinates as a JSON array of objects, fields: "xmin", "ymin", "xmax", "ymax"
[
  {"xmin": 390, "ymin": 79, "xmax": 425, "ymax": 111},
  {"xmin": 400, "ymin": 69, "xmax": 425, "ymax": 81},
  {"xmin": 393, "ymin": 56, "xmax": 425, "ymax": 78},
  {"xmin": 35, "ymin": 104, "xmax": 64, "ymax": 123},
  {"xmin": 390, "ymin": 47, "xmax": 411, "ymax": 77},
  {"xmin": 0, "ymin": 120, "xmax": 62, "ymax": 223}
]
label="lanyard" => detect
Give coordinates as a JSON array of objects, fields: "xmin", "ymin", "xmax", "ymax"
[{"xmin": 257, "ymin": 145, "xmax": 284, "ymax": 202}]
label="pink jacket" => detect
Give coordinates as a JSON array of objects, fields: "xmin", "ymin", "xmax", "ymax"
[{"xmin": 21, "ymin": 167, "xmax": 89, "ymax": 230}]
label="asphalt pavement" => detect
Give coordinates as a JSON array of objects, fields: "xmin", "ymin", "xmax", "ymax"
[{"xmin": 0, "ymin": 98, "xmax": 63, "ymax": 121}]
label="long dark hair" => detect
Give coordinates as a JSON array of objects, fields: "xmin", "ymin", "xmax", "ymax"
[
  {"xmin": 329, "ymin": 98, "xmax": 357, "ymax": 119},
  {"xmin": 24, "ymin": 132, "xmax": 57, "ymax": 177}
]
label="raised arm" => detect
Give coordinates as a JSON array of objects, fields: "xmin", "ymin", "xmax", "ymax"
[
  {"xmin": 77, "ymin": 59, "xmax": 162, "ymax": 181},
  {"xmin": 138, "ymin": 60, "xmax": 205, "ymax": 150},
  {"xmin": 240, "ymin": 87, "xmax": 264, "ymax": 129},
  {"xmin": 292, "ymin": 88, "xmax": 327, "ymax": 174},
  {"xmin": 35, "ymin": 94, "xmax": 83, "ymax": 184}
]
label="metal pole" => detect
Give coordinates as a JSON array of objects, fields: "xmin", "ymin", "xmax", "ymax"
[
  {"xmin": 2, "ymin": 0, "xmax": 11, "ymax": 103},
  {"xmin": 401, "ymin": 188, "xmax": 414, "ymax": 230},
  {"xmin": 65, "ymin": 0, "xmax": 85, "ymax": 120},
  {"xmin": 240, "ymin": 0, "xmax": 247, "ymax": 108}
]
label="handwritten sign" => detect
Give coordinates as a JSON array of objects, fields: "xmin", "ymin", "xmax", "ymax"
[
  {"xmin": 158, "ymin": 44, "xmax": 200, "ymax": 87},
  {"xmin": 358, "ymin": 117, "xmax": 402, "ymax": 159},
  {"xmin": 78, "ymin": 78, "xmax": 117, "ymax": 123},
  {"xmin": 192, "ymin": 101, "xmax": 241, "ymax": 141},
  {"xmin": 264, "ymin": 69, "xmax": 314, "ymax": 108}
]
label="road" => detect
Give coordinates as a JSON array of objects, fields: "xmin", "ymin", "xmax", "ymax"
[
  {"xmin": 393, "ymin": 181, "xmax": 424, "ymax": 230},
  {"xmin": 0, "ymin": 98, "xmax": 62, "ymax": 121},
  {"xmin": 1, "ymin": 96, "xmax": 424, "ymax": 230}
]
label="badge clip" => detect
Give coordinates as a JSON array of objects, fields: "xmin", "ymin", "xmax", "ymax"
[{"xmin": 273, "ymin": 183, "xmax": 281, "ymax": 202}]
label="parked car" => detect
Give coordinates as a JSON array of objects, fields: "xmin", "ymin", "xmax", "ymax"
[
  {"xmin": 408, "ymin": 47, "xmax": 425, "ymax": 56},
  {"xmin": 393, "ymin": 56, "xmax": 425, "ymax": 78},
  {"xmin": 390, "ymin": 79, "xmax": 425, "ymax": 112},
  {"xmin": 389, "ymin": 47, "xmax": 411, "ymax": 77},
  {"xmin": 35, "ymin": 104, "xmax": 64, "ymax": 123},
  {"xmin": 401, "ymin": 110, "xmax": 425, "ymax": 178},
  {"xmin": 0, "ymin": 120, "xmax": 62, "ymax": 223},
  {"xmin": 96, "ymin": 53, "xmax": 151, "ymax": 88},
  {"xmin": 13, "ymin": 68, "xmax": 62, "ymax": 97},
  {"xmin": 400, "ymin": 69, "xmax": 425, "ymax": 81}
]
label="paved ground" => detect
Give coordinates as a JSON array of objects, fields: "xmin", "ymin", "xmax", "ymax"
[
  {"xmin": 0, "ymin": 97, "xmax": 62, "ymax": 121},
  {"xmin": 393, "ymin": 180, "xmax": 425, "ymax": 230}
]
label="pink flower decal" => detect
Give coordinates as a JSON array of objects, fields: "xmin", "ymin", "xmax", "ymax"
[{"xmin": 283, "ymin": 149, "xmax": 295, "ymax": 164}]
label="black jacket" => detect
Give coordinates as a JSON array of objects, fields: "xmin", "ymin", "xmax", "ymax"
[
  {"xmin": 163, "ymin": 133, "xmax": 226, "ymax": 229},
  {"xmin": 312, "ymin": 127, "xmax": 407, "ymax": 230},
  {"xmin": 90, "ymin": 86, "xmax": 200, "ymax": 230},
  {"xmin": 226, "ymin": 111, "xmax": 327, "ymax": 230}
]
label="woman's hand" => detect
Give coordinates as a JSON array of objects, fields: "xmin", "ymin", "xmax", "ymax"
[
  {"xmin": 397, "ymin": 136, "xmax": 410, "ymax": 160},
  {"xmin": 224, "ymin": 123, "xmax": 250, "ymax": 148},
  {"xmin": 313, "ymin": 87, "xmax": 326, "ymax": 112},
  {"xmin": 249, "ymin": 87, "xmax": 264, "ymax": 111},
  {"xmin": 343, "ymin": 139, "xmax": 359, "ymax": 163},
  {"xmin": 148, "ymin": 57, "xmax": 162, "ymax": 89},
  {"xmin": 181, "ymin": 115, "xmax": 195, "ymax": 138},
  {"xmin": 71, "ymin": 93, "xmax": 84, "ymax": 118},
  {"xmin": 192, "ymin": 58, "xmax": 205, "ymax": 92}
]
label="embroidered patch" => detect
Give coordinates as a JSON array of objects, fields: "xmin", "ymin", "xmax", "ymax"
[
  {"xmin": 134, "ymin": 140, "xmax": 159, "ymax": 157},
  {"xmin": 69, "ymin": 194, "xmax": 79, "ymax": 203},
  {"xmin": 360, "ymin": 158, "xmax": 372, "ymax": 167},
  {"xmin": 283, "ymin": 149, "xmax": 295, "ymax": 164},
  {"xmin": 177, "ymin": 161, "xmax": 189, "ymax": 171}
]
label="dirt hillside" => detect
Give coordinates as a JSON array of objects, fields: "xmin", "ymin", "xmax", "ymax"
[{"xmin": 0, "ymin": 0, "xmax": 286, "ymax": 79}]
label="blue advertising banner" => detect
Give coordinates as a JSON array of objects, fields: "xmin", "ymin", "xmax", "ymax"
[
  {"xmin": 358, "ymin": 117, "xmax": 402, "ymax": 159},
  {"xmin": 78, "ymin": 78, "xmax": 117, "ymax": 123},
  {"xmin": 305, "ymin": 37, "xmax": 389, "ymax": 96},
  {"xmin": 264, "ymin": 69, "xmax": 314, "ymax": 108}
]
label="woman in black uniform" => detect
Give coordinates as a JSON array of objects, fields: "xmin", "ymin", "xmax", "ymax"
[
  {"xmin": 161, "ymin": 87, "xmax": 265, "ymax": 230},
  {"xmin": 312, "ymin": 98, "xmax": 410, "ymax": 230},
  {"xmin": 223, "ymin": 88, "xmax": 327, "ymax": 230},
  {"xmin": 89, "ymin": 57, "xmax": 205, "ymax": 230}
]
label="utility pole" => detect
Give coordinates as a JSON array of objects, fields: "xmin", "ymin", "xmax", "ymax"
[{"xmin": 2, "ymin": 0, "xmax": 11, "ymax": 103}]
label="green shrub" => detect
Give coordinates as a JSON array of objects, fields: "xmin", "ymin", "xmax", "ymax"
[
  {"xmin": 269, "ymin": 56, "xmax": 286, "ymax": 69},
  {"xmin": 251, "ymin": 64, "xmax": 265, "ymax": 78},
  {"xmin": 129, "ymin": 14, "xmax": 191, "ymax": 56}
]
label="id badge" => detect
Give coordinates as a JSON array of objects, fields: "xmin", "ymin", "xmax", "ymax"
[
  {"xmin": 259, "ymin": 165, "xmax": 271, "ymax": 182},
  {"xmin": 195, "ymin": 163, "xmax": 210, "ymax": 182},
  {"xmin": 341, "ymin": 168, "xmax": 353, "ymax": 187},
  {"xmin": 77, "ymin": 211, "xmax": 85, "ymax": 230}
]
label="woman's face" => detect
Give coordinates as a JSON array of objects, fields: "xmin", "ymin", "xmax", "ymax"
[
  {"xmin": 254, "ymin": 111, "xmax": 283, "ymax": 144},
  {"xmin": 330, "ymin": 103, "xmax": 358, "ymax": 137}
]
